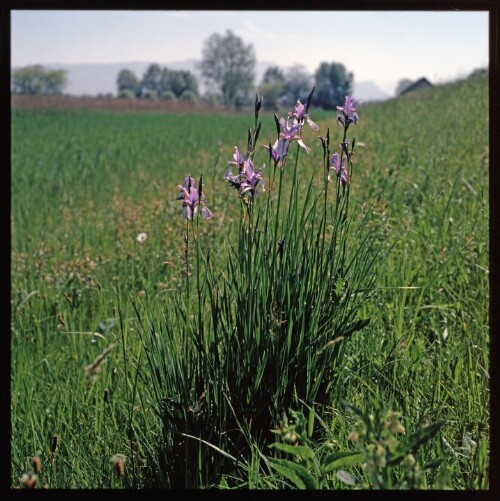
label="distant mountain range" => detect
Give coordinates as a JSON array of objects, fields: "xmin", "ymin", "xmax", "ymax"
[{"xmin": 25, "ymin": 60, "xmax": 390, "ymax": 102}]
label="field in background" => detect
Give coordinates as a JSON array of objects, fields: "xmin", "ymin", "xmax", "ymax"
[
  {"xmin": 11, "ymin": 73, "xmax": 489, "ymax": 488},
  {"xmin": 11, "ymin": 94, "xmax": 232, "ymax": 113}
]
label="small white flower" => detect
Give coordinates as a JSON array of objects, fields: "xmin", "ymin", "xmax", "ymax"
[{"xmin": 136, "ymin": 232, "xmax": 148, "ymax": 243}]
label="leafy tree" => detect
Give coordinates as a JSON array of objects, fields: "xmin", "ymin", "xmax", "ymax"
[
  {"xmin": 314, "ymin": 62, "xmax": 353, "ymax": 110},
  {"xmin": 160, "ymin": 89, "xmax": 177, "ymax": 101},
  {"xmin": 258, "ymin": 66, "xmax": 286, "ymax": 111},
  {"xmin": 139, "ymin": 64, "xmax": 162, "ymax": 98},
  {"xmin": 41, "ymin": 69, "xmax": 68, "ymax": 95},
  {"xmin": 120, "ymin": 65, "xmax": 199, "ymax": 100},
  {"xmin": 179, "ymin": 89, "xmax": 198, "ymax": 104},
  {"xmin": 117, "ymin": 64, "xmax": 200, "ymax": 102},
  {"xmin": 118, "ymin": 89, "xmax": 136, "ymax": 100},
  {"xmin": 12, "ymin": 65, "xmax": 68, "ymax": 95},
  {"xmin": 261, "ymin": 65, "xmax": 285, "ymax": 85},
  {"xmin": 159, "ymin": 68, "xmax": 199, "ymax": 99},
  {"xmin": 144, "ymin": 89, "xmax": 159, "ymax": 100},
  {"xmin": 258, "ymin": 81, "xmax": 286, "ymax": 111},
  {"xmin": 199, "ymin": 30, "xmax": 256, "ymax": 106},
  {"xmin": 160, "ymin": 68, "xmax": 174, "ymax": 95},
  {"xmin": 117, "ymin": 68, "xmax": 140, "ymax": 97},
  {"xmin": 282, "ymin": 64, "xmax": 313, "ymax": 107},
  {"xmin": 169, "ymin": 70, "xmax": 199, "ymax": 98}
]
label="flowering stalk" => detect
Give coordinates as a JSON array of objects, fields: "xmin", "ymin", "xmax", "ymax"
[
  {"xmin": 176, "ymin": 174, "xmax": 213, "ymax": 307},
  {"xmin": 264, "ymin": 87, "xmax": 318, "ymax": 171},
  {"xmin": 319, "ymin": 126, "xmax": 331, "ymax": 258},
  {"xmin": 177, "ymin": 175, "xmax": 213, "ymax": 222},
  {"xmin": 224, "ymin": 95, "xmax": 267, "ymax": 213},
  {"xmin": 184, "ymin": 225, "xmax": 190, "ymax": 299},
  {"xmin": 324, "ymin": 95, "xmax": 361, "ymax": 223},
  {"xmin": 264, "ymin": 88, "xmax": 319, "ymax": 244}
]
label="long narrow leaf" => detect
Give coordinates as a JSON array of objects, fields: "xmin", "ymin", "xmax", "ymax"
[
  {"xmin": 270, "ymin": 442, "xmax": 315, "ymax": 460},
  {"xmin": 268, "ymin": 458, "xmax": 318, "ymax": 489},
  {"xmin": 323, "ymin": 451, "xmax": 364, "ymax": 472}
]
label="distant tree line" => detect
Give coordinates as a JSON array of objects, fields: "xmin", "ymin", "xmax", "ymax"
[
  {"xmin": 117, "ymin": 64, "xmax": 199, "ymax": 102},
  {"xmin": 257, "ymin": 61, "xmax": 353, "ymax": 111},
  {"xmin": 12, "ymin": 31, "xmax": 354, "ymax": 110},
  {"xmin": 11, "ymin": 65, "xmax": 68, "ymax": 95},
  {"xmin": 118, "ymin": 30, "xmax": 354, "ymax": 110}
]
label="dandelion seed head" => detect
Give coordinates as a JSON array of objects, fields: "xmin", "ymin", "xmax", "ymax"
[{"xmin": 136, "ymin": 232, "xmax": 148, "ymax": 243}]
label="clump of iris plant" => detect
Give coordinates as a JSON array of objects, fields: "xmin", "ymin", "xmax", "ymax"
[
  {"xmin": 142, "ymin": 86, "xmax": 381, "ymax": 489},
  {"xmin": 176, "ymin": 175, "xmax": 213, "ymax": 220}
]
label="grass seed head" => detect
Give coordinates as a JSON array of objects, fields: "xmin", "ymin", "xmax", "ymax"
[
  {"xmin": 385, "ymin": 411, "xmax": 405, "ymax": 434},
  {"xmin": 84, "ymin": 343, "xmax": 117, "ymax": 385},
  {"xmin": 31, "ymin": 456, "xmax": 42, "ymax": 474},
  {"xmin": 50, "ymin": 433, "xmax": 58, "ymax": 455},
  {"xmin": 348, "ymin": 430, "xmax": 360, "ymax": 443},
  {"xmin": 111, "ymin": 453, "xmax": 126, "ymax": 478}
]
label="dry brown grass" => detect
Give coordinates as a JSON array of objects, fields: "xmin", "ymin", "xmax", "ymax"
[{"xmin": 11, "ymin": 94, "xmax": 234, "ymax": 114}]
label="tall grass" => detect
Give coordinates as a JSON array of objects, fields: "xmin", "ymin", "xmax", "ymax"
[{"xmin": 11, "ymin": 73, "xmax": 489, "ymax": 489}]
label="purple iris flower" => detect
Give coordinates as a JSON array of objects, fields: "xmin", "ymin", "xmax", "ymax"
[
  {"xmin": 289, "ymin": 99, "xmax": 319, "ymax": 132},
  {"xmin": 264, "ymin": 141, "xmax": 281, "ymax": 165},
  {"xmin": 264, "ymin": 138, "xmax": 288, "ymax": 163},
  {"xmin": 225, "ymin": 157, "xmax": 265, "ymax": 197},
  {"xmin": 336, "ymin": 95, "xmax": 361, "ymax": 127},
  {"xmin": 228, "ymin": 146, "xmax": 246, "ymax": 169},
  {"xmin": 240, "ymin": 158, "xmax": 265, "ymax": 196},
  {"xmin": 278, "ymin": 117, "xmax": 311, "ymax": 155},
  {"xmin": 329, "ymin": 152, "xmax": 349, "ymax": 185},
  {"xmin": 177, "ymin": 175, "xmax": 213, "ymax": 220}
]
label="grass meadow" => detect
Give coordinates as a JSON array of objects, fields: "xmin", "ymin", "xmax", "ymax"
[{"xmin": 11, "ymin": 72, "xmax": 489, "ymax": 489}]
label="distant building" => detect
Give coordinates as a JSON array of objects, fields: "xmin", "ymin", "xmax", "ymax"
[{"xmin": 399, "ymin": 77, "xmax": 433, "ymax": 96}]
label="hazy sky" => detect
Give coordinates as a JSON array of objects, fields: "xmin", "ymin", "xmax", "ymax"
[{"xmin": 11, "ymin": 10, "xmax": 489, "ymax": 94}]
